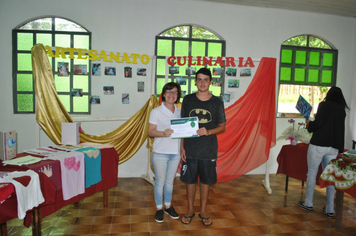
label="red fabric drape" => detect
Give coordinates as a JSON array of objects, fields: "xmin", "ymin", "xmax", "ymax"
[{"xmin": 216, "ymin": 57, "xmax": 276, "ymax": 182}]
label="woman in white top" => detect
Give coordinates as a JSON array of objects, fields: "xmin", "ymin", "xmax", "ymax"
[{"xmin": 148, "ymin": 82, "xmax": 181, "ymax": 223}]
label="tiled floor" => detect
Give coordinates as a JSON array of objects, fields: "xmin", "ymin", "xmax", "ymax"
[{"xmin": 4, "ymin": 174, "xmax": 356, "ymax": 235}]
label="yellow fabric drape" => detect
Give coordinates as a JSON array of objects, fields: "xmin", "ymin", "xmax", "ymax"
[{"xmin": 32, "ymin": 44, "xmax": 157, "ymax": 164}]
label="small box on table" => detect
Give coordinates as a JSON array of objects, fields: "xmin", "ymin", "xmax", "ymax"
[
  {"xmin": 61, "ymin": 122, "xmax": 81, "ymax": 145},
  {"xmin": 0, "ymin": 130, "xmax": 17, "ymax": 160}
]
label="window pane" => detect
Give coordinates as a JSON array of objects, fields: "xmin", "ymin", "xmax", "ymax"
[
  {"xmin": 191, "ymin": 79, "xmax": 198, "ymax": 93},
  {"xmin": 74, "ymin": 95, "xmax": 88, "ymax": 112},
  {"xmin": 308, "ymin": 69, "xmax": 319, "ymax": 83},
  {"xmin": 309, "ymin": 52, "xmax": 320, "ymax": 66},
  {"xmin": 191, "ymin": 41, "xmax": 205, "ymax": 57},
  {"xmin": 73, "ymin": 76, "xmax": 89, "ymax": 92},
  {"xmin": 156, "ymin": 79, "xmax": 166, "ymax": 94},
  {"xmin": 55, "ymin": 34, "xmax": 71, "ymax": 48},
  {"xmin": 55, "ymin": 18, "xmax": 86, "ymax": 32},
  {"xmin": 156, "ymin": 59, "xmax": 166, "ymax": 75},
  {"xmin": 174, "ymin": 65, "xmax": 186, "ymax": 76},
  {"xmin": 280, "ymin": 67, "xmax": 292, "ymax": 82},
  {"xmin": 282, "ymin": 35, "xmax": 307, "ymax": 46},
  {"xmin": 174, "ymin": 40, "xmax": 189, "ymax": 56},
  {"xmin": 294, "ymin": 68, "xmax": 306, "ymax": 83},
  {"xmin": 20, "ymin": 18, "xmax": 52, "ymax": 30},
  {"xmin": 160, "ymin": 26, "xmax": 189, "ymax": 38},
  {"xmin": 208, "ymin": 43, "xmax": 222, "ymax": 57},
  {"xmin": 36, "ymin": 33, "xmax": 52, "ymax": 46},
  {"xmin": 58, "ymin": 95, "xmax": 70, "ymax": 112},
  {"xmin": 323, "ymin": 53, "xmax": 334, "ymax": 67},
  {"xmin": 17, "ymin": 33, "xmax": 33, "ymax": 50},
  {"xmin": 192, "ymin": 26, "xmax": 219, "ymax": 40},
  {"xmin": 309, "ymin": 36, "xmax": 331, "ymax": 49},
  {"xmin": 209, "ymin": 82, "xmax": 222, "ymax": 96},
  {"xmin": 321, "ymin": 70, "xmax": 332, "ymax": 84},
  {"xmin": 281, "ymin": 49, "xmax": 293, "ymax": 64},
  {"xmin": 157, "ymin": 39, "xmax": 172, "ymax": 56},
  {"xmin": 17, "ymin": 74, "xmax": 33, "ymax": 91},
  {"xmin": 17, "ymin": 54, "xmax": 32, "ymax": 71},
  {"xmin": 17, "ymin": 94, "xmax": 33, "ymax": 112},
  {"xmin": 74, "ymin": 35, "xmax": 89, "ymax": 49},
  {"xmin": 55, "ymin": 75, "xmax": 70, "ymax": 92},
  {"xmin": 295, "ymin": 50, "xmax": 307, "ymax": 65}
]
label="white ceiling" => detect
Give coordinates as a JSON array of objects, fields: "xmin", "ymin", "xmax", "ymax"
[{"xmin": 197, "ymin": 0, "xmax": 356, "ymax": 18}]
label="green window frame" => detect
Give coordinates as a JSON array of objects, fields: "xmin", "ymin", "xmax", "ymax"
[
  {"xmin": 155, "ymin": 25, "xmax": 226, "ymax": 100},
  {"xmin": 13, "ymin": 17, "xmax": 91, "ymax": 114},
  {"xmin": 279, "ymin": 35, "xmax": 338, "ymax": 86},
  {"xmin": 278, "ymin": 35, "xmax": 338, "ymax": 117}
]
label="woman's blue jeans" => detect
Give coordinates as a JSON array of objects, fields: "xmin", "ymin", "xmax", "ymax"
[
  {"xmin": 151, "ymin": 152, "xmax": 180, "ymax": 209},
  {"xmin": 305, "ymin": 144, "xmax": 338, "ymax": 213}
]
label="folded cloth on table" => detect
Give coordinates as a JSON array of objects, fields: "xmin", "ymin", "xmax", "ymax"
[
  {"xmin": 76, "ymin": 147, "xmax": 102, "ymax": 188},
  {"xmin": 0, "ymin": 170, "xmax": 44, "ymax": 219},
  {"xmin": 343, "ymin": 149, "xmax": 356, "ymax": 157},
  {"xmin": 45, "ymin": 151, "xmax": 85, "ymax": 200}
]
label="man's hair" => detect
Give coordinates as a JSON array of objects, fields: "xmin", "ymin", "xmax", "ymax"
[
  {"xmin": 161, "ymin": 82, "xmax": 181, "ymax": 103},
  {"xmin": 195, "ymin": 68, "xmax": 212, "ymax": 81}
]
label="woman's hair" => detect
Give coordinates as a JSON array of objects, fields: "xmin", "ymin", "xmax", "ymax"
[
  {"xmin": 324, "ymin": 86, "xmax": 349, "ymax": 110},
  {"xmin": 161, "ymin": 82, "xmax": 181, "ymax": 103}
]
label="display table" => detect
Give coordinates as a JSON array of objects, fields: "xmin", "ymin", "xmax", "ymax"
[
  {"xmin": 276, "ymin": 143, "xmax": 323, "ymax": 191},
  {"xmin": 0, "ymin": 146, "xmax": 119, "ymax": 236},
  {"xmin": 319, "ymin": 159, "xmax": 356, "ymax": 231}
]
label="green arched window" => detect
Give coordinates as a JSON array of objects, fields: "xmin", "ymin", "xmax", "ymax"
[
  {"xmin": 278, "ymin": 35, "xmax": 338, "ymax": 117},
  {"xmin": 13, "ymin": 17, "xmax": 91, "ymax": 114},
  {"xmin": 155, "ymin": 25, "xmax": 225, "ymax": 100}
]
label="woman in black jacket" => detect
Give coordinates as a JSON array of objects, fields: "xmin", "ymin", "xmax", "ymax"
[{"xmin": 298, "ymin": 86, "xmax": 349, "ymax": 218}]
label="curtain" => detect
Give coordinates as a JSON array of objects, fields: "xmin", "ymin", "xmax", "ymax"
[
  {"xmin": 216, "ymin": 57, "xmax": 277, "ymax": 182},
  {"xmin": 31, "ymin": 44, "xmax": 157, "ymax": 164}
]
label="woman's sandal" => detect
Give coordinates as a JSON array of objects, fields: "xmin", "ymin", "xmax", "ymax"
[
  {"xmin": 181, "ymin": 213, "xmax": 195, "ymax": 224},
  {"xmin": 198, "ymin": 213, "xmax": 212, "ymax": 226}
]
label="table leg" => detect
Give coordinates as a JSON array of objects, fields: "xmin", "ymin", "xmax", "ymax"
[
  {"xmin": 335, "ymin": 189, "xmax": 344, "ymax": 231},
  {"xmin": 103, "ymin": 189, "xmax": 108, "ymax": 208},
  {"xmin": 32, "ymin": 208, "xmax": 41, "ymax": 236},
  {"xmin": 285, "ymin": 176, "xmax": 289, "ymax": 192},
  {"xmin": 0, "ymin": 222, "xmax": 7, "ymax": 236}
]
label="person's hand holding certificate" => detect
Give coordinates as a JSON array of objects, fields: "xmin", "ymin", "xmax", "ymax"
[{"xmin": 170, "ymin": 117, "xmax": 199, "ymax": 139}]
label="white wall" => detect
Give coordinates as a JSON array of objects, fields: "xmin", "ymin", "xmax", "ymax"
[{"xmin": 0, "ymin": 0, "xmax": 355, "ymax": 178}]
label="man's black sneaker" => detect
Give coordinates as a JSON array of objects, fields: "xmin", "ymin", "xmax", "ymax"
[
  {"xmin": 322, "ymin": 206, "xmax": 334, "ymax": 218},
  {"xmin": 164, "ymin": 206, "xmax": 179, "ymax": 219},
  {"xmin": 155, "ymin": 209, "xmax": 164, "ymax": 222},
  {"xmin": 297, "ymin": 201, "xmax": 313, "ymax": 212}
]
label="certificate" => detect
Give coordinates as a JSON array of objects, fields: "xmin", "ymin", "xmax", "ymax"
[{"xmin": 170, "ymin": 117, "xmax": 199, "ymax": 139}]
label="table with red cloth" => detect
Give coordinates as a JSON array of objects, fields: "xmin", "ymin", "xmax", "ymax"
[
  {"xmin": 319, "ymin": 159, "xmax": 356, "ymax": 231},
  {"xmin": 0, "ymin": 146, "xmax": 119, "ymax": 236},
  {"xmin": 276, "ymin": 143, "xmax": 323, "ymax": 191},
  {"xmin": 0, "ymin": 183, "xmax": 14, "ymax": 203}
]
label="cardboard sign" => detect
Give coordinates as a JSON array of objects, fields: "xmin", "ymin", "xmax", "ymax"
[
  {"xmin": 0, "ymin": 130, "xmax": 17, "ymax": 160},
  {"xmin": 61, "ymin": 123, "xmax": 81, "ymax": 145}
]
